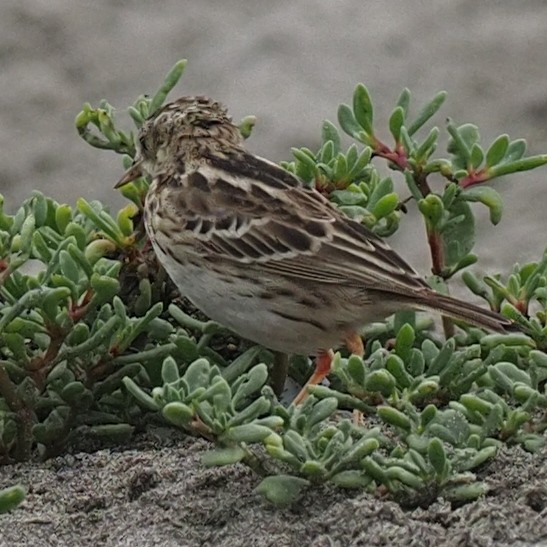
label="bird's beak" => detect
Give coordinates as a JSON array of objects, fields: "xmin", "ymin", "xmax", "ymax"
[{"xmin": 115, "ymin": 161, "xmax": 143, "ymax": 189}]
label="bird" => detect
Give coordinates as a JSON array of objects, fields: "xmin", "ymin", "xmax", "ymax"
[{"xmin": 116, "ymin": 96, "xmax": 512, "ymax": 402}]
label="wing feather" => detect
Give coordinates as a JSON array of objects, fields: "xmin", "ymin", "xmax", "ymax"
[{"xmin": 154, "ymin": 151, "xmax": 429, "ymax": 293}]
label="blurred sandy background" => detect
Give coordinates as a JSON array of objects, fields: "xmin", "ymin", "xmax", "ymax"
[{"xmin": 1, "ymin": 0, "xmax": 546, "ymax": 275}]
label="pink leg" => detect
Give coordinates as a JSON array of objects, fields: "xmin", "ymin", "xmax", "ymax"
[
  {"xmin": 291, "ymin": 332, "xmax": 364, "ymax": 405},
  {"xmin": 345, "ymin": 331, "xmax": 364, "ymax": 357},
  {"xmin": 292, "ymin": 349, "xmax": 334, "ymax": 405}
]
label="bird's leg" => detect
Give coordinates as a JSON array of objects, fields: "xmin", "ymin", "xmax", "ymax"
[
  {"xmin": 344, "ymin": 331, "xmax": 366, "ymax": 426},
  {"xmin": 345, "ymin": 331, "xmax": 364, "ymax": 357},
  {"xmin": 292, "ymin": 349, "xmax": 334, "ymax": 405},
  {"xmin": 291, "ymin": 332, "xmax": 365, "ymax": 406},
  {"xmin": 270, "ymin": 351, "xmax": 289, "ymax": 397}
]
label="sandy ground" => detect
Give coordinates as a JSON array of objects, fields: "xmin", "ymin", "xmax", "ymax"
[
  {"xmin": 1, "ymin": 1, "xmax": 547, "ymax": 545},
  {"xmin": 0, "ymin": 429, "xmax": 546, "ymax": 547}
]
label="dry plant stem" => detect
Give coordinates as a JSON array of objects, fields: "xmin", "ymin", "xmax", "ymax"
[{"xmin": 0, "ymin": 364, "xmax": 34, "ymax": 461}]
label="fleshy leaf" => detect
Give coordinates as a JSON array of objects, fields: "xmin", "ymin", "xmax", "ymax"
[{"xmin": 255, "ymin": 475, "xmax": 310, "ymax": 507}]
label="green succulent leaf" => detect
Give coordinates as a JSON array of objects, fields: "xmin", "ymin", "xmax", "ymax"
[
  {"xmin": 377, "ymin": 406, "xmax": 412, "ymax": 432},
  {"xmin": 470, "ymin": 143, "xmax": 484, "ymax": 169},
  {"xmin": 444, "ymin": 482, "xmax": 489, "ymax": 502},
  {"xmin": 338, "ymin": 104, "xmax": 365, "ymax": 140},
  {"xmin": 122, "ymin": 377, "xmax": 159, "ymax": 411},
  {"xmin": 224, "ymin": 424, "xmax": 273, "ymax": 443},
  {"xmin": 395, "ymin": 88, "xmax": 411, "ymax": 117},
  {"xmin": 255, "ymin": 475, "xmax": 310, "ymax": 507},
  {"xmin": 504, "ymin": 139, "xmax": 526, "ymax": 162},
  {"xmin": 427, "ymin": 438, "xmax": 448, "ymax": 480},
  {"xmin": 485, "ymin": 134, "xmax": 510, "ymax": 167},
  {"xmin": 407, "ymin": 91, "xmax": 447, "ymax": 136},
  {"xmin": 364, "ymin": 370, "xmax": 396, "ymax": 397},
  {"xmin": 305, "ymin": 397, "xmax": 339, "ymax": 430},
  {"xmin": 331, "ymin": 470, "xmax": 374, "ymax": 489},
  {"xmin": 487, "ymin": 155, "xmax": 547, "ymax": 179},
  {"xmin": 442, "ymin": 200, "xmax": 475, "ymax": 267},
  {"xmin": 148, "ymin": 59, "xmax": 187, "ymax": 116},
  {"xmin": 161, "ymin": 401, "xmax": 194, "ymax": 427},
  {"xmin": 0, "ymin": 485, "xmax": 25, "ymax": 513},
  {"xmin": 202, "ymin": 446, "xmax": 246, "ymax": 467},
  {"xmin": 415, "ymin": 127, "xmax": 439, "ymax": 162},
  {"xmin": 461, "ymin": 186, "xmax": 504, "ymax": 225},
  {"xmin": 352, "ymin": 84, "xmax": 374, "ymax": 135},
  {"xmin": 321, "ymin": 120, "xmax": 341, "ymax": 153},
  {"xmin": 389, "ymin": 107, "xmax": 405, "ymax": 142},
  {"xmin": 418, "ymin": 193, "xmax": 444, "ymax": 228}
]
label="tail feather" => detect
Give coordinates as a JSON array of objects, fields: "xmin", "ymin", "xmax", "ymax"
[{"xmin": 415, "ymin": 291, "xmax": 513, "ymax": 332}]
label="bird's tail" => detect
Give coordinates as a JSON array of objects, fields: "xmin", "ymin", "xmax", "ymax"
[{"xmin": 414, "ymin": 290, "xmax": 514, "ymax": 332}]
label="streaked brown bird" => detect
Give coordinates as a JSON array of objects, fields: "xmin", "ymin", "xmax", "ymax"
[{"xmin": 116, "ymin": 96, "xmax": 511, "ymax": 402}]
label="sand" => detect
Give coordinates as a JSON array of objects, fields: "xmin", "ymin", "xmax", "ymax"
[{"xmin": 1, "ymin": 429, "xmax": 546, "ymax": 546}]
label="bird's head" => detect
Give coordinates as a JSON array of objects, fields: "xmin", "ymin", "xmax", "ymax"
[{"xmin": 115, "ymin": 96, "xmax": 243, "ymax": 187}]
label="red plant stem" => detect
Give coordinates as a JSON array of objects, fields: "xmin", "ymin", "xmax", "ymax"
[
  {"xmin": 27, "ymin": 334, "xmax": 63, "ymax": 373},
  {"xmin": 427, "ymin": 229, "xmax": 455, "ymax": 338},
  {"xmin": 375, "ymin": 140, "xmax": 456, "ymax": 338},
  {"xmin": 414, "ymin": 173, "xmax": 455, "ymax": 338},
  {"xmin": 427, "ymin": 229, "xmax": 445, "ymax": 277},
  {"xmin": 459, "ymin": 169, "xmax": 489, "ymax": 188},
  {"xmin": 89, "ymin": 360, "xmax": 113, "ymax": 383},
  {"xmin": 70, "ymin": 289, "xmax": 94, "ymax": 321},
  {"xmin": 26, "ymin": 328, "xmax": 66, "ymax": 390},
  {"xmin": 28, "ymin": 289, "xmax": 95, "ymax": 386},
  {"xmin": 0, "ymin": 265, "xmax": 12, "ymax": 286},
  {"xmin": 373, "ymin": 139, "xmax": 410, "ymax": 171}
]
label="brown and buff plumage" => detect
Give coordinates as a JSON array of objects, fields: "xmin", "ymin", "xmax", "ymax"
[{"xmin": 117, "ymin": 96, "xmax": 512, "ymax": 398}]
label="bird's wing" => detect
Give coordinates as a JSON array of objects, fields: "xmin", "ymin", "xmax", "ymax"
[{"xmin": 155, "ymin": 151, "xmax": 429, "ymax": 294}]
